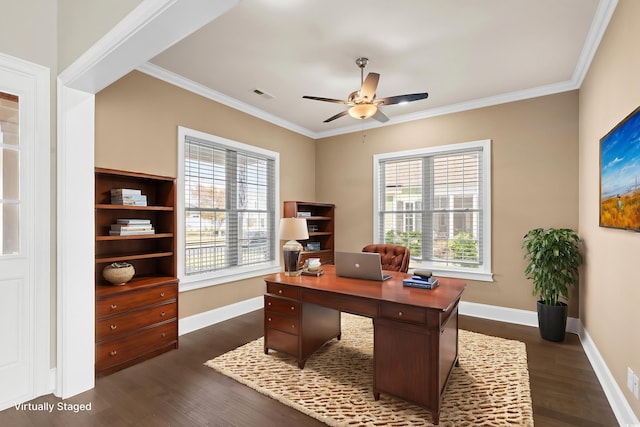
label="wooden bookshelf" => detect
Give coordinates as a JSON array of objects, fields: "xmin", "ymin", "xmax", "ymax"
[
  {"xmin": 94, "ymin": 167, "xmax": 178, "ymax": 376},
  {"xmin": 283, "ymin": 201, "xmax": 335, "ymax": 265}
]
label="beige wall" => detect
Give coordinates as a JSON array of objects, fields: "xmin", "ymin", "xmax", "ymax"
[
  {"xmin": 96, "ymin": 73, "xmax": 580, "ymax": 319},
  {"xmin": 579, "ymin": 0, "xmax": 640, "ymax": 417},
  {"xmin": 316, "ymin": 92, "xmax": 580, "ymax": 315},
  {"xmin": 95, "ymin": 71, "xmax": 315, "ymax": 317}
]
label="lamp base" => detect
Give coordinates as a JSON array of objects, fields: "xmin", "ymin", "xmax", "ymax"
[{"xmin": 283, "ymin": 249, "xmax": 302, "ymax": 276}]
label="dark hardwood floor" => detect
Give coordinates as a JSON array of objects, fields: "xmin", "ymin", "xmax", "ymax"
[{"xmin": 1, "ymin": 310, "xmax": 618, "ymax": 426}]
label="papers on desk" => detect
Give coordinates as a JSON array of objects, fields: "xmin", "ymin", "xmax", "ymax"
[{"xmin": 402, "ymin": 276, "xmax": 439, "ymax": 290}]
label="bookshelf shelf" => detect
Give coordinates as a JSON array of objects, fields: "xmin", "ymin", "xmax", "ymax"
[{"xmin": 96, "ymin": 233, "xmax": 174, "ymax": 241}]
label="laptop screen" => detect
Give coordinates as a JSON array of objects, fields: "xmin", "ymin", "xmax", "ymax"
[{"xmin": 334, "ymin": 252, "xmax": 392, "ymax": 281}]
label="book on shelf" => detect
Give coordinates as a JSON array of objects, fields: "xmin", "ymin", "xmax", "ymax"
[
  {"xmin": 117, "ymin": 219, "xmax": 152, "ymax": 225},
  {"xmin": 110, "ymin": 224, "xmax": 154, "ymax": 231},
  {"xmin": 296, "ymin": 211, "xmax": 312, "ymax": 217},
  {"xmin": 111, "ymin": 195, "xmax": 148, "ymax": 206},
  {"xmin": 110, "ymin": 188, "xmax": 142, "ymax": 196},
  {"xmin": 109, "ymin": 229, "xmax": 155, "ymax": 236}
]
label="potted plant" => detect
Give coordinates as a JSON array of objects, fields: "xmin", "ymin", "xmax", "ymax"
[{"xmin": 522, "ymin": 228, "xmax": 583, "ymax": 342}]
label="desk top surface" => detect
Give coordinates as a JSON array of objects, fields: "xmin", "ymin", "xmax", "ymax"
[{"xmin": 264, "ymin": 265, "xmax": 465, "ymax": 312}]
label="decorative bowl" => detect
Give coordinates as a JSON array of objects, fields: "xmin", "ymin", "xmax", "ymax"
[{"xmin": 103, "ymin": 262, "xmax": 135, "ymax": 285}]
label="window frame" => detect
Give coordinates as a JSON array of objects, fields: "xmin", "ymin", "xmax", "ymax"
[
  {"xmin": 177, "ymin": 126, "xmax": 281, "ymax": 291},
  {"xmin": 373, "ymin": 139, "xmax": 493, "ymax": 282}
]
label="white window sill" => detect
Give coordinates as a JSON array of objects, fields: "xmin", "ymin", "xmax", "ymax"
[
  {"xmin": 178, "ymin": 263, "xmax": 281, "ymax": 292},
  {"xmin": 408, "ymin": 264, "xmax": 493, "ymax": 282}
]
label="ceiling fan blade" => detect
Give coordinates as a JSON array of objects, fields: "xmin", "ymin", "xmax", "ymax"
[
  {"xmin": 376, "ymin": 92, "xmax": 429, "ymax": 106},
  {"xmin": 323, "ymin": 110, "xmax": 350, "ymax": 123},
  {"xmin": 372, "ymin": 108, "xmax": 390, "ymax": 123},
  {"xmin": 359, "ymin": 72, "xmax": 380, "ymax": 101},
  {"xmin": 302, "ymin": 95, "xmax": 349, "ymax": 104}
]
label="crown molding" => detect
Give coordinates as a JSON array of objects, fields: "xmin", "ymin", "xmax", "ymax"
[
  {"xmin": 136, "ymin": 0, "xmax": 618, "ymax": 140},
  {"xmin": 137, "ymin": 62, "xmax": 316, "ymax": 139},
  {"xmin": 59, "ymin": 0, "xmax": 238, "ymax": 94}
]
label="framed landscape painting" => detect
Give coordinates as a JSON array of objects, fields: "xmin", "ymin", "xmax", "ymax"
[{"xmin": 600, "ymin": 105, "xmax": 640, "ymax": 231}]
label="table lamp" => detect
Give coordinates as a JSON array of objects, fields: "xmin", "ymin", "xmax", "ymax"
[{"xmin": 279, "ymin": 217, "xmax": 309, "ymax": 276}]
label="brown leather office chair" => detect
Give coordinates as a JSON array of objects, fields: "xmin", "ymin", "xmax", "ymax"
[{"xmin": 361, "ymin": 244, "xmax": 410, "ymax": 273}]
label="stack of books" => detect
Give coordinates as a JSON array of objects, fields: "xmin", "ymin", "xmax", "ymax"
[
  {"xmin": 109, "ymin": 219, "xmax": 155, "ymax": 236},
  {"xmin": 402, "ymin": 275, "xmax": 439, "ymax": 290},
  {"xmin": 110, "ymin": 188, "xmax": 147, "ymax": 206}
]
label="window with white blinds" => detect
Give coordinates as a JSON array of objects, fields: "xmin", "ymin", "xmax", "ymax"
[
  {"xmin": 373, "ymin": 140, "xmax": 492, "ymax": 281},
  {"xmin": 178, "ymin": 127, "xmax": 279, "ymax": 285}
]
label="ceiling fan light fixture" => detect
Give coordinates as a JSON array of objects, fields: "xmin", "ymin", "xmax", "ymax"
[{"xmin": 349, "ymin": 103, "xmax": 377, "ymax": 120}]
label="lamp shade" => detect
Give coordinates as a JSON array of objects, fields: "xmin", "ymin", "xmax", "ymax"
[
  {"xmin": 349, "ymin": 103, "xmax": 377, "ymax": 120},
  {"xmin": 279, "ymin": 218, "xmax": 309, "ymax": 241}
]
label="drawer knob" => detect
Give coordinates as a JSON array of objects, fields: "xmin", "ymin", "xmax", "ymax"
[
  {"xmin": 398, "ymin": 311, "xmax": 403, "ymax": 317},
  {"xmin": 110, "ymin": 304, "xmax": 117, "ymax": 310},
  {"xmin": 278, "ymin": 290, "xmax": 283, "ymax": 294},
  {"xmin": 268, "ymin": 317, "xmax": 272, "ymax": 322},
  {"xmin": 109, "ymin": 350, "xmax": 117, "ymax": 357},
  {"xmin": 290, "ymin": 306, "xmax": 295, "ymax": 310},
  {"xmin": 160, "ymin": 311, "xmax": 166, "ymax": 317},
  {"xmin": 268, "ymin": 302, "xmax": 272, "ymax": 306},
  {"xmin": 291, "ymin": 324, "xmax": 295, "ymax": 329},
  {"xmin": 161, "ymin": 332, "xmax": 166, "ymax": 338},
  {"xmin": 160, "ymin": 292, "xmax": 165, "ymax": 297},
  {"xmin": 110, "ymin": 324, "xmax": 117, "ymax": 330}
]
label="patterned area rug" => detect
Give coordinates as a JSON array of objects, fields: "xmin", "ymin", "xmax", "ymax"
[{"xmin": 205, "ymin": 314, "xmax": 533, "ymax": 427}]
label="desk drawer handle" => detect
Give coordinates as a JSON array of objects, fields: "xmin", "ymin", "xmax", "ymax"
[
  {"xmin": 110, "ymin": 324, "xmax": 117, "ymax": 330},
  {"xmin": 110, "ymin": 304, "xmax": 117, "ymax": 310},
  {"xmin": 160, "ymin": 311, "xmax": 166, "ymax": 317},
  {"xmin": 160, "ymin": 292, "xmax": 165, "ymax": 297},
  {"xmin": 398, "ymin": 311, "xmax": 403, "ymax": 317},
  {"xmin": 290, "ymin": 306, "xmax": 295, "ymax": 311},
  {"xmin": 109, "ymin": 350, "xmax": 117, "ymax": 357},
  {"xmin": 268, "ymin": 317, "xmax": 272, "ymax": 322},
  {"xmin": 161, "ymin": 332, "xmax": 166, "ymax": 338},
  {"xmin": 291, "ymin": 324, "xmax": 295, "ymax": 329},
  {"xmin": 278, "ymin": 290, "xmax": 283, "ymax": 294},
  {"xmin": 267, "ymin": 302, "xmax": 272, "ymax": 306}
]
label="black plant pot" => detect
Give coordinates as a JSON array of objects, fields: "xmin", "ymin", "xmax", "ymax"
[{"xmin": 537, "ymin": 301, "xmax": 568, "ymax": 342}]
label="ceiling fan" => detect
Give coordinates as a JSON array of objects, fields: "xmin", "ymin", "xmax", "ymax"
[{"xmin": 303, "ymin": 57, "xmax": 429, "ymax": 123}]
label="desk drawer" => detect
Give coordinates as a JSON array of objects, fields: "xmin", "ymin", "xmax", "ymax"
[
  {"xmin": 96, "ymin": 302, "xmax": 177, "ymax": 340},
  {"xmin": 265, "ymin": 312, "xmax": 299, "ymax": 335},
  {"xmin": 380, "ymin": 303, "xmax": 426, "ymax": 325},
  {"xmin": 264, "ymin": 295, "xmax": 300, "ymax": 316},
  {"xmin": 265, "ymin": 328, "xmax": 298, "ymax": 356},
  {"xmin": 266, "ymin": 283, "xmax": 299, "ymax": 299}
]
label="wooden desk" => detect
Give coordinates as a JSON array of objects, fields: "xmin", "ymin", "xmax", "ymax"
[{"xmin": 263, "ymin": 266, "xmax": 465, "ymax": 424}]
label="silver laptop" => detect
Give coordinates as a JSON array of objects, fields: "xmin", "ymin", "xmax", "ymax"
[{"xmin": 335, "ymin": 252, "xmax": 393, "ymax": 281}]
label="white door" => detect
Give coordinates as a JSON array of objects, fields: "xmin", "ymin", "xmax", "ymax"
[{"xmin": 0, "ymin": 54, "xmax": 50, "ymax": 410}]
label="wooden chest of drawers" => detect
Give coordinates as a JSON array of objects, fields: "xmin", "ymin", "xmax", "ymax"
[{"xmin": 96, "ymin": 277, "xmax": 178, "ymax": 376}]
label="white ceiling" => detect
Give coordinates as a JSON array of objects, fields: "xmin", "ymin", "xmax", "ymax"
[{"xmin": 143, "ymin": 0, "xmax": 611, "ymax": 139}]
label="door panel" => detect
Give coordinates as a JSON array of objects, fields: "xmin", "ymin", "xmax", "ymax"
[{"xmin": 0, "ymin": 56, "xmax": 50, "ymax": 410}]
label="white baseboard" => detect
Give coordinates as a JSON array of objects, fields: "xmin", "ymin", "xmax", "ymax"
[
  {"xmin": 579, "ymin": 328, "xmax": 640, "ymax": 426},
  {"xmin": 179, "ymin": 298, "xmax": 638, "ymax": 426},
  {"xmin": 178, "ymin": 296, "xmax": 263, "ymax": 336},
  {"xmin": 460, "ymin": 301, "xmax": 639, "ymax": 426}
]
